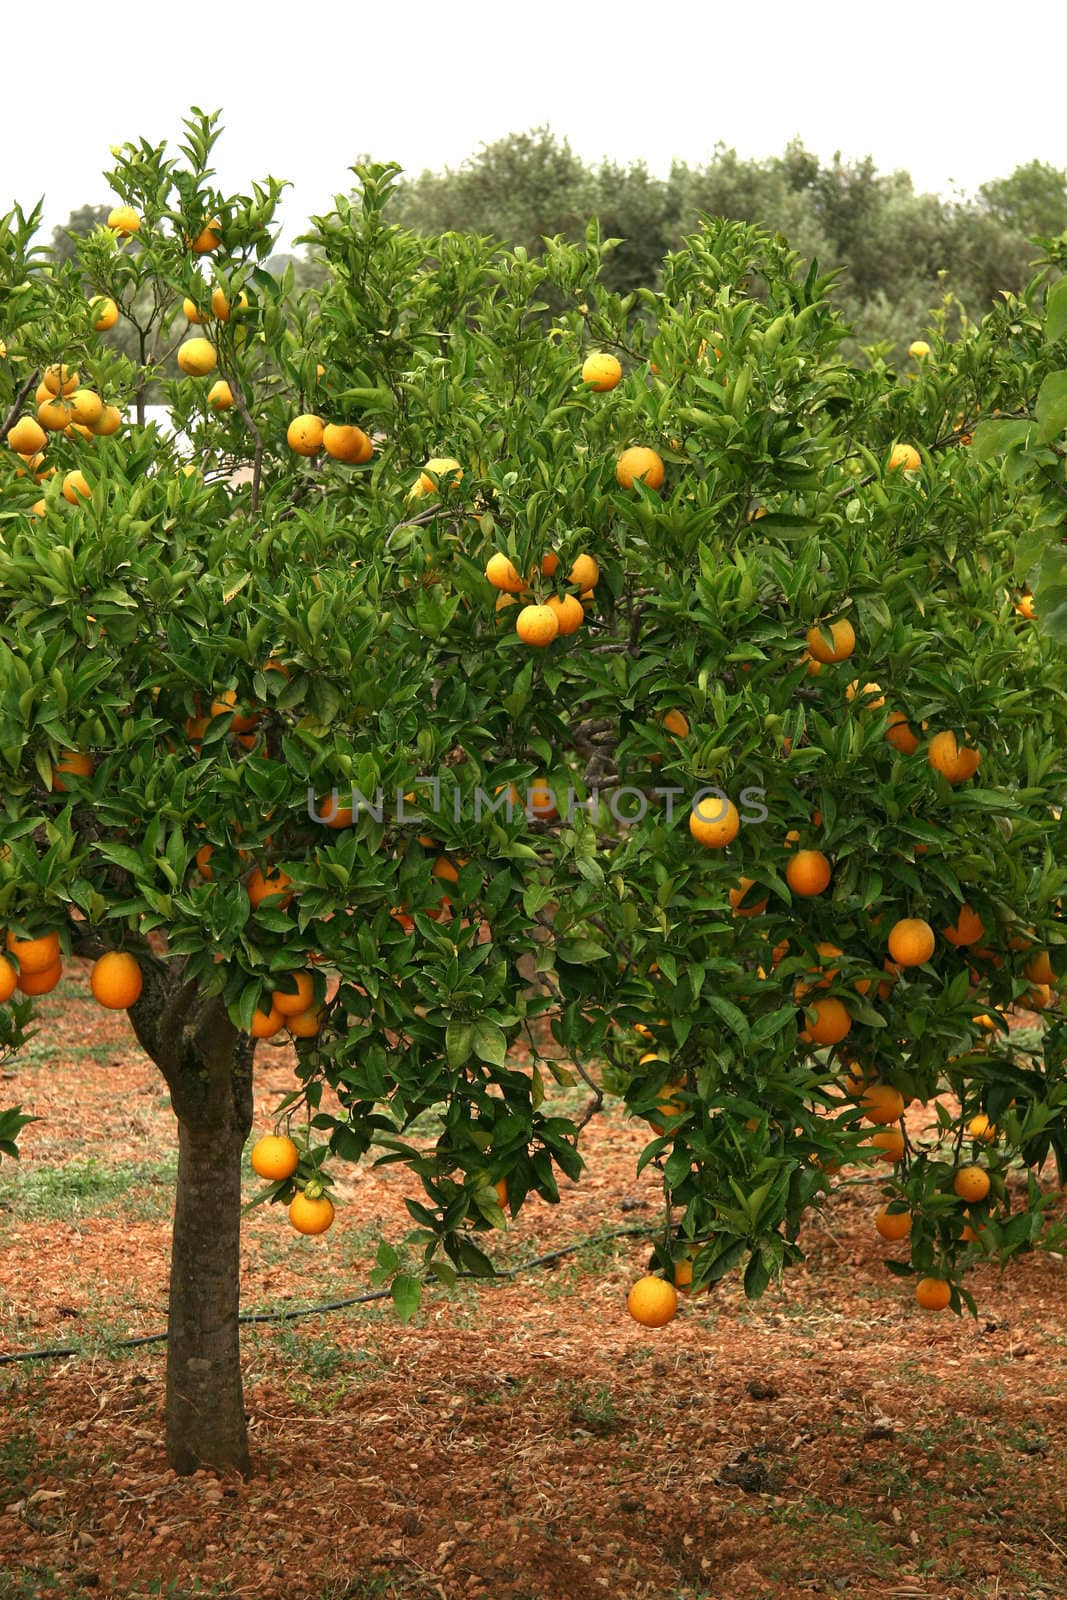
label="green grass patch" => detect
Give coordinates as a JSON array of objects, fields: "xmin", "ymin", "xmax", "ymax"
[{"xmin": 0, "ymin": 1154, "xmax": 178, "ymax": 1221}]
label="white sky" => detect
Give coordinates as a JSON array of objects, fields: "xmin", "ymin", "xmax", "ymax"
[{"xmin": 4, "ymin": 0, "xmax": 1065, "ymax": 251}]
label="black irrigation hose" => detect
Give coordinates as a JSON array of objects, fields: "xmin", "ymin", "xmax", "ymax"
[{"xmin": 0, "ymin": 1225, "xmax": 653, "ymax": 1367}]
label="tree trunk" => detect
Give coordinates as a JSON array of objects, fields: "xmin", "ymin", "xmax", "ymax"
[
  {"xmin": 167, "ymin": 1104, "xmax": 251, "ymax": 1476},
  {"xmin": 127, "ymin": 973, "xmax": 255, "ymax": 1476}
]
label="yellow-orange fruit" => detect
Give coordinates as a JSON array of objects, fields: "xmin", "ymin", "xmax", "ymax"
[
  {"xmin": 626, "ymin": 1275, "xmax": 678, "ymax": 1327},
  {"xmin": 616, "ymin": 446, "xmax": 665, "ymax": 490},
  {"xmin": 927, "ymin": 731, "xmax": 980, "ymax": 784},
  {"xmin": 250, "ymin": 1134, "xmax": 299, "ymax": 1180},
  {"xmin": 785, "ymin": 850, "xmax": 831, "ymax": 897},
  {"xmin": 289, "ymin": 1192, "xmax": 334, "ymax": 1234},
  {"xmin": 515, "ymin": 604, "xmax": 560, "ymax": 647},
  {"xmin": 805, "ymin": 619, "xmax": 855, "ymax": 663},
  {"xmin": 887, "ymin": 917, "xmax": 935, "ymax": 967},
  {"xmin": 688, "ymin": 795, "xmax": 740, "ymax": 848},
  {"xmin": 90, "ymin": 950, "xmax": 143, "ymax": 1009},
  {"xmin": 581, "ymin": 352, "xmax": 622, "ymax": 391},
  {"xmin": 107, "ymin": 205, "xmax": 141, "ymax": 236},
  {"xmin": 545, "ymin": 594, "xmax": 584, "ymax": 635}
]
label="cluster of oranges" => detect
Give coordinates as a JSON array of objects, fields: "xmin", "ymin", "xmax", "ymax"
[
  {"xmin": 249, "ymin": 1133, "xmax": 335, "ymax": 1235},
  {"xmin": 7, "ymin": 347, "xmax": 124, "ymax": 516},
  {"xmin": 286, "ymin": 413, "xmax": 374, "ymax": 464},
  {"xmin": 485, "ymin": 548, "xmax": 598, "ymax": 645},
  {"xmin": 0, "ymin": 932, "xmax": 143, "ymax": 1010}
]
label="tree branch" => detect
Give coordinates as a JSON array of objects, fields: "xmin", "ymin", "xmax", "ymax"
[{"xmin": 0, "ymin": 371, "xmax": 40, "ymax": 444}]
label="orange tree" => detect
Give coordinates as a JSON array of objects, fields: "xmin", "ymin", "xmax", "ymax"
[{"xmin": 1, "ymin": 112, "xmax": 1066, "ymax": 1475}]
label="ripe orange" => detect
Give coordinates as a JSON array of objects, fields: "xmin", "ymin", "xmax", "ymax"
[
  {"xmin": 888, "ymin": 443, "xmax": 921, "ymax": 471},
  {"xmin": 1024, "ymin": 950, "xmax": 1055, "ymax": 985},
  {"xmin": 626, "ymin": 1275, "xmax": 678, "ymax": 1328},
  {"xmin": 17, "ymin": 959, "xmax": 63, "ymax": 995},
  {"xmin": 804, "ymin": 619, "xmax": 855, "ymax": 664},
  {"xmin": 953, "ymin": 1165, "xmax": 991, "ymax": 1203},
  {"xmin": 799, "ymin": 996, "xmax": 851, "ymax": 1046},
  {"xmin": 0, "ymin": 957, "xmax": 17, "ymax": 1003},
  {"xmin": 729, "ymin": 877, "xmax": 768, "ymax": 917},
  {"xmin": 91, "ymin": 405, "xmax": 122, "ymax": 437},
  {"xmin": 69, "ymin": 389, "xmax": 104, "ymax": 428},
  {"xmin": 581, "ymin": 352, "xmax": 622, "ymax": 391},
  {"xmin": 38, "ymin": 396, "xmax": 74, "ymax": 431},
  {"xmin": 284, "ymin": 414, "xmax": 323, "ymax": 455},
  {"xmin": 689, "ymin": 795, "xmax": 740, "ymax": 848},
  {"xmin": 921, "ymin": 1273, "xmax": 953, "ymax": 1312},
  {"xmin": 53, "ymin": 750, "xmax": 94, "ymax": 790},
  {"xmin": 322, "ymin": 423, "xmax": 372, "ymax": 463},
  {"xmin": 661, "ymin": 709, "xmax": 690, "ymax": 738},
  {"xmin": 177, "ymin": 337, "xmax": 217, "ymax": 376},
  {"xmin": 568, "ymin": 553, "xmax": 600, "ymax": 590},
  {"xmin": 515, "ymin": 604, "xmax": 560, "ymax": 647},
  {"xmin": 868, "ymin": 1128, "xmax": 905, "ymax": 1163},
  {"xmin": 61, "ymin": 470, "xmax": 91, "ymax": 505},
  {"xmin": 207, "ymin": 380, "xmax": 233, "ymax": 412},
  {"xmin": 189, "ymin": 217, "xmax": 222, "ymax": 253},
  {"xmin": 289, "ymin": 1191, "xmax": 335, "ymax": 1235},
  {"xmin": 107, "ymin": 205, "xmax": 141, "ymax": 236},
  {"xmin": 673, "ymin": 1257, "xmax": 695, "ymax": 1293},
  {"xmin": 183, "ymin": 296, "xmax": 206, "ymax": 324},
  {"xmin": 1014, "ymin": 593, "xmax": 1036, "ymax": 620},
  {"xmin": 6, "ymin": 930, "xmax": 61, "ymax": 975},
  {"xmin": 485, "ymin": 553, "xmax": 525, "ymax": 593},
  {"xmin": 616, "ymin": 446, "xmax": 665, "ymax": 490},
  {"xmin": 272, "ymin": 971, "xmax": 316, "ymax": 1016},
  {"xmin": 927, "ymin": 731, "xmax": 980, "ymax": 784},
  {"xmin": 943, "ymin": 905, "xmax": 984, "ymax": 947},
  {"xmin": 545, "ymin": 594, "xmax": 584, "ymax": 635},
  {"xmin": 884, "ymin": 711, "xmax": 921, "ymax": 755},
  {"xmin": 8, "ymin": 417, "xmax": 47, "ymax": 455},
  {"xmin": 43, "ymin": 363, "xmax": 79, "ymax": 397},
  {"xmin": 288, "ymin": 1007, "xmax": 322, "ymax": 1038},
  {"xmin": 794, "ymin": 943, "xmax": 843, "ymax": 998},
  {"xmin": 860, "ymin": 1083, "xmax": 905, "ymax": 1124},
  {"xmin": 247, "ymin": 867, "xmax": 294, "ymax": 909},
  {"xmin": 90, "ymin": 950, "xmax": 143, "ymax": 1009},
  {"xmin": 845, "ymin": 679, "xmax": 885, "ymax": 709},
  {"xmin": 785, "ymin": 849, "xmax": 831, "ymax": 897},
  {"xmin": 875, "ymin": 1206, "xmax": 912, "ymax": 1241},
  {"xmin": 887, "ymin": 917, "xmax": 935, "ymax": 967},
  {"xmin": 540, "ymin": 551, "xmax": 560, "ymax": 578},
  {"xmin": 418, "ymin": 457, "xmax": 463, "ymax": 493},
  {"xmin": 1025, "ymin": 982, "xmax": 1052, "ymax": 1010},
  {"xmin": 209, "ymin": 689, "xmax": 258, "ymax": 732},
  {"xmin": 915, "ymin": 1277, "xmax": 951, "ymax": 1311},
  {"xmin": 967, "ymin": 1113, "xmax": 997, "ymax": 1143},
  {"xmin": 250, "ymin": 1004, "xmax": 283, "ymax": 1039},
  {"xmin": 250, "ymin": 1134, "xmax": 299, "ymax": 1181},
  {"xmin": 91, "ymin": 296, "xmax": 119, "ymax": 331}
]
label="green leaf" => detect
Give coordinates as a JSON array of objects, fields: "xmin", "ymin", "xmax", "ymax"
[
  {"xmin": 1046, "ymin": 276, "xmax": 1067, "ymax": 344},
  {"xmin": 1035, "ymin": 370, "xmax": 1067, "ymax": 444},
  {"xmin": 972, "ymin": 419, "xmax": 1032, "ymax": 461},
  {"xmin": 391, "ymin": 1272, "xmax": 422, "ymax": 1323},
  {"xmin": 472, "ymin": 1020, "xmax": 507, "ymax": 1066},
  {"xmin": 556, "ymin": 938, "xmax": 610, "ymax": 963},
  {"xmin": 705, "ymin": 995, "xmax": 749, "ymax": 1042},
  {"xmin": 445, "ymin": 1020, "xmax": 474, "ymax": 1067}
]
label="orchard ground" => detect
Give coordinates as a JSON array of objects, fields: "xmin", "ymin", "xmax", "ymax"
[{"xmin": 0, "ymin": 964, "xmax": 1063, "ymax": 1600}]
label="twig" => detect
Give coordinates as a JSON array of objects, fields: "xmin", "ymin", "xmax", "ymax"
[
  {"xmin": 0, "ymin": 371, "xmax": 40, "ymax": 444},
  {"xmin": 214, "ymin": 357, "xmax": 264, "ymax": 514}
]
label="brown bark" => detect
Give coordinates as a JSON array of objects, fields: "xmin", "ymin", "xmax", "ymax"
[{"xmin": 128, "ymin": 967, "xmax": 255, "ymax": 1476}]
